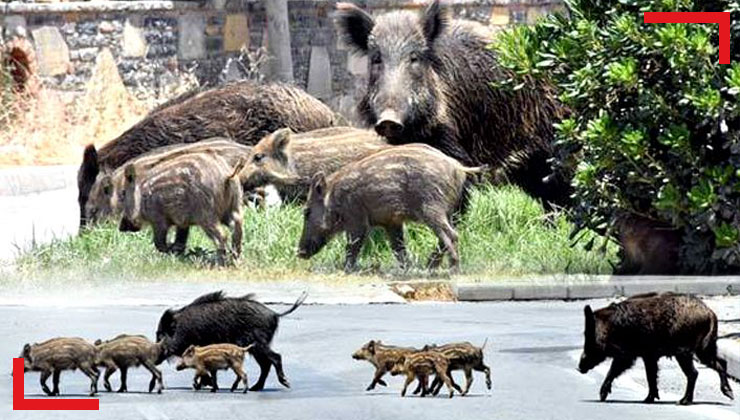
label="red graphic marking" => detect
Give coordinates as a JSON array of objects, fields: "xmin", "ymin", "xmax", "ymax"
[
  {"xmin": 13, "ymin": 358, "xmax": 99, "ymax": 410},
  {"xmin": 644, "ymin": 12, "xmax": 731, "ymax": 64}
]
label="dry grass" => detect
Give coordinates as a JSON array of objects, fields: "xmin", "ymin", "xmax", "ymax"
[{"xmin": 0, "ymin": 48, "xmax": 197, "ymax": 167}]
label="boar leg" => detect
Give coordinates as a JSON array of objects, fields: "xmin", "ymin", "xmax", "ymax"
[
  {"xmin": 474, "ymin": 360, "xmax": 492, "ymax": 390},
  {"xmin": 435, "ymin": 363, "xmax": 456, "ymax": 399},
  {"xmin": 401, "ymin": 373, "xmax": 415, "ymax": 397},
  {"xmin": 152, "ymin": 223, "xmax": 171, "ymax": 253},
  {"xmin": 426, "ymin": 217, "xmax": 459, "ymax": 271},
  {"xmin": 102, "ymin": 364, "xmax": 117, "ymax": 392},
  {"xmin": 51, "ymin": 369, "xmax": 61, "ymax": 396},
  {"xmin": 142, "ymin": 360, "xmax": 163, "ymax": 394},
  {"xmin": 209, "ymin": 370, "xmax": 219, "ymax": 393},
  {"xmin": 642, "ymin": 356, "xmax": 660, "ymax": 403},
  {"xmin": 697, "ymin": 348, "xmax": 734, "ymax": 400},
  {"xmin": 599, "ymin": 357, "xmax": 633, "ymax": 402},
  {"xmin": 249, "ymin": 351, "xmax": 271, "ymax": 391},
  {"xmin": 676, "ymin": 353, "xmax": 698, "ymax": 405},
  {"xmin": 40, "ymin": 370, "xmax": 53, "ymax": 396},
  {"xmin": 230, "ymin": 214, "xmax": 243, "ymax": 258},
  {"xmin": 117, "ymin": 366, "xmax": 128, "ymax": 393},
  {"xmin": 230, "ymin": 362, "xmax": 247, "ymax": 393},
  {"xmin": 385, "ymin": 225, "xmax": 408, "ymax": 269},
  {"xmin": 462, "ymin": 367, "xmax": 474, "ymax": 396},
  {"xmin": 366, "ymin": 368, "xmax": 387, "ymax": 391},
  {"xmin": 344, "ymin": 227, "xmax": 368, "ymax": 272},
  {"xmin": 202, "ymin": 223, "xmax": 228, "ymax": 265},
  {"xmin": 81, "ymin": 365, "xmax": 99, "ymax": 396},
  {"xmin": 266, "ymin": 349, "xmax": 290, "ymax": 388},
  {"xmin": 169, "ymin": 227, "xmax": 190, "ymax": 254}
]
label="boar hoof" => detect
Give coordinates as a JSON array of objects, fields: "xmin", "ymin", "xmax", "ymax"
[
  {"xmin": 643, "ymin": 395, "xmax": 655, "ymax": 404},
  {"xmin": 721, "ymin": 384, "xmax": 734, "ymax": 400},
  {"xmin": 365, "ymin": 384, "xmax": 375, "ymax": 391},
  {"xmin": 599, "ymin": 386, "xmax": 610, "ymax": 402},
  {"xmin": 678, "ymin": 397, "xmax": 693, "ymax": 406},
  {"xmin": 210, "ymin": 388, "xmax": 218, "ymax": 393},
  {"xmin": 249, "ymin": 384, "xmax": 264, "ymax": 392},
  {"xmin": 377, "ymin": 379, "xmax": 387, "ymax": 387},
  {"xmin": 104, "ymin": 382, "xmax": 112, "ymax": 392}
]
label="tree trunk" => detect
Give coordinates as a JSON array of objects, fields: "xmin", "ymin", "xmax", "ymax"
[{"xmin": 264, "ymin": 0, "xmax": 294, "ymax": 83}]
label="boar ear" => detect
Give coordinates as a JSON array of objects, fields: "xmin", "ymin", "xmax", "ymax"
[
  {"xmin": 335, "ymin": 2, "xmax": 374, "ymax": 53},
  {"xmin": 94, "ymin": 339, "xmax": 102, "ymax": 346},
  {"xmin": 22, "ymin": 343, "xmax": 31, "ymax": 357},
  {"xmin": 368, "ymin": 340, "xmax": 376, "ymax": 354},
  {"xmin": 80, "ymin": 144, "xmax": 100, "ymax": 184},
  {"xmin": 421, "ymin": 0, "xmax": 447, "ymax": 45},
  {"xmin": 272, "ymin": 128, "xmax": 293, "ymax": 153},
  {"xmin": 124, "ymin": 164, "xmax": 136, "ymax": 184},
  {"xmin": 584, "ymin": 305, "xmax": 595, "ymax": 333},
  {"xmin": 311, "ymin": 172, "xmax": 327, "ymax": 196}
]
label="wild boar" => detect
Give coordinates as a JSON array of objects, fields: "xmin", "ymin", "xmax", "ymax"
[
  {"xmin": 118, "ymin": 152, "xmax": 246, "ymax": 262},
  {"xmin": 390, "ymin": 351, "xmax": 459, "ymax": 398},
  {"xmin": 335, "ymin": 1, "xmax": 569, "ymax": 209},
  {"xmin": 424, "ymin": 340, "xmax": 491, "ymax": 396},
  {"xmin": 239, "ymin": 126, "xmax": 388, "ymax": 200},
  {"xmin": 352, "ymin": 340, "xmax": 422, "ymax": 392},
  {"xmin": 94, "ymin": 334, "xmax": 164, "ymax": 394},
  {"xmin": 78, "ymin": 81, "xmax": 340, "ymax": 228},
  {"xmin": 579, "ymin": 292, "xmax": 734, "ymax": 405},
  {"xmin": 20, "ymin": 337, "xmax": 99, "ymax": 396},
  {"xmin": 176, "ymin": 343, "xmax": 254, "ymax": 393},
  {"xmin": 614, "ymin": 214, "xmax": 681, "ymax": 275},
  {"xmin": 156, "ymin": 291, "xmax": 307, "ymax": 391},
  {"xmin": 297, "ymin": 144, "xmax": 486, "ymax": 271}
]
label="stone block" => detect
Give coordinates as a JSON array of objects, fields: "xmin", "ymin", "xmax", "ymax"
[
  {"xmin": 307, "ymin": 46, "xmax": 332, "ymax": 100},
  {"xmin": 179, "ymin": 13, "xmax": 205, "ymax": 60},
  {"xmin": 224, "ymin": 14, "xmax": 248, "ymax": 52},
  {"xmin": 32, "ymin": 26, "xmax": 70, "ymax": 76},
  {"xmin": 123, "ymin": 18, "xmax": 147, "ymax": 58}
]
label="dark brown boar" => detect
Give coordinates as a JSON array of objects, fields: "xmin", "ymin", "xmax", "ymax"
[
  {"xmin": 389, "ymin": 351, "xmax": 459, "ymax": 398},
  {"xmin": 119, "ymin": 152, "xmax": 245, "ymax": 262},
  {"xmin": 424, "ymin": 340, "xmax": 491, "ymax": 396},
  {"xmin": 78, "ymin": 81, "xmax": 339, "ymax": 228},
  {"xmin": 614, "ymin": 214, "xmax": 681, "ymax": 275},
  {"xmin": 20, "ymin": 337, "xmax": 99, "ymax": 396},
  {"xmin": 94, "ymin": 334, "xmax": 164, "ymax": 394},
  {"xmin": 297, "ymin": 144, "xmax": 486, "ymax": 271},
  {"xmin": 578, "ymin": 292, "xmax": 734, "ymax": 405},
  {"xmin": 175, "ymin": 343, "xmax": 254, "ymax": 393},
  {"xmin": 240, "ymin": 126, "xmax": 388, "ymax": 200},
  {"xmin": 335, "ymin": 1, "xmax": 569, "ymax": 209}
]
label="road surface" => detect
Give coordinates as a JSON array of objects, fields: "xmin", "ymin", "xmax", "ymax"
[{"xmin": 1, "ymin": 300, "xmax": 738, "ymax": 420}]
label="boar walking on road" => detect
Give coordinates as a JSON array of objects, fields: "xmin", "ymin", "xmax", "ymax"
[
  {"xmin": 78, "ymin": 81, "xmax": 339, "ymax": 228},
  {"xmin": 119, "ymin": 152, "xmax": 247, "ymax": 262},
  {"xmin": 20, "ymin": 337, "xmax": 99, "ymax": 396},
  {"xmin": 298, "ymin": 144, "xmax": 486, "ymax": 271},
  {"xmin": 335, "ymin": 1, "xmax": 569, "ymax": 209},
  {"xmin": 578, "ymin": 292, "xmax": 734, "ymax": 405},
  {"xmin": 156, "ymin": 291, "xmax": 307, "ymax": 391},
  {"xmin": 176, "ymin": 344, "xmax": 254, "ymax": 393},
  {"xmin": 239, "ymin": 127, "xmax": 388, "ymax": 200},
  {"xmin": 390, "ymin": 351, "xmax": 460, "ymax": 398},
  {"xmin": 352, "ymin": 340, "xmax": 424, "ymax": 392},
  {"xmin": 424, "ymin": 340, "xmax": 491, "ymax": 396},
  {"xmin": 94, "ymin": 334, "xmax": 164, "ymax": 394}
]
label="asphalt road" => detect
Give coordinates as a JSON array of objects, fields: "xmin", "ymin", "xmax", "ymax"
[{"xmin": 1, "ymin": 300, "xmax": 738, "ymax": 420}]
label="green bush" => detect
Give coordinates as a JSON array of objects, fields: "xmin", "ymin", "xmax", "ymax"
[{"xmin": 494, "ymin": 0, "xmax": 740, "ymax": 274}]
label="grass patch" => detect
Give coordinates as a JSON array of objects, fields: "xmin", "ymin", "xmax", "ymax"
[{"xmin": 7, "ymin": 185, "xmax": 616, "ymax": 284}]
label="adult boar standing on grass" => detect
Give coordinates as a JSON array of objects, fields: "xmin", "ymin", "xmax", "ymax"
[
  {"xmin": 78, "ymin": 81, "xmax": 340, "ymax": 228},
  {"xmin": 578, "ymin": 292, "xmax": 734, "ymax": 405},
  {"xmin": 335, "ymin": 1, "xmax": 569, "ymax": 209}
]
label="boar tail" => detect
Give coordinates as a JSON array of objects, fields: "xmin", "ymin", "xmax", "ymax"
[
  {"xmin": 461, "ymin": 164, "xmax": 490, "ymax": 174},
  {"xmin": 228, "ymin": 157, "xmax": 249, "ymax": 181},
  {"xmin": 480, "ymin": 338, "xmax": 488, "ymax": 350},
  {"xmin": 277, "ymin": 291, "xmax": 308, "ymax": 317},
  {"xmin": 241, "ymin": 344, "xmax": 255, "ymax": 353}
]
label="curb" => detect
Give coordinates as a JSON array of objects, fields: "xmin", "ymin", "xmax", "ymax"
[
  {"xmin": 718, "ymin": 339, "xmax": 740, "ymax": 381},
  {"xmin": 0, "ymin": 165, "xmax": 78, "ymax": 196},
  {"xmin": 455, "ymin": 276, "xmax": 740, "ymax": 301}
]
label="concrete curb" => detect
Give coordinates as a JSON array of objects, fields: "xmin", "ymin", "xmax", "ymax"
[
  {"xmin": 0, "ymin": 165, "xmax": 78, "ymax": 196},
  {"xmin": 718, "ymin": 339, "xmax": 740, "ymax": 381},
  {"xmin": 455, "ymin": 276, "xmax": 740, "ymax": 301}
]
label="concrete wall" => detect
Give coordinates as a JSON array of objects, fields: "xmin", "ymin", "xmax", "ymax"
[{"xmin": 1, "ymin": 0, "xmax": 564, "ymax": 118}]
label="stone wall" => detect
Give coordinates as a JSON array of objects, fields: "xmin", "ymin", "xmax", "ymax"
[{"xmin": 1, "ymin": 0, "xmax": 564, "ymax": 117}]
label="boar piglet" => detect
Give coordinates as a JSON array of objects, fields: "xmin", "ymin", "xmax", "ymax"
[
  {"xmin": 20, "ymin": 337, "xmax": 99, "ymax": 396},
  {"xmin": 424, "ymin": 340, "xmax": 491, "ymax": 396},
  {"xmin": 240, "ymin": 126, "xmax": 388, "ymax": 200},
  {"xmin": 157, "ymin": 291, "xmax": 307, "ymax": 391},
  {"xmin": 298, "ymin": 144, "xmax": 486, "ymax": 271},
  {"xmin": 579, "ymin": 292, "xmax": 734, "ymax": 405},
  {"xmin": 176, "ymin": 344, "xmax": 253, "ymax": 393},
  {"xmin": 352, "ymin": 340, "xmax": 420, "ymax": 391},
  {"xmin": 390, "ymin": 351, "xmax": 458, "ymax": 398},
  {"xmin": 94, "ymin": 334, "xmax": 164, "ymax": 393},
  {"xmin": 119, "ymin": 152, "xmax": 246, "ymax": 263}
]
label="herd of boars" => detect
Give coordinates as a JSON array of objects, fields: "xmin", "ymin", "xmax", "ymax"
[{"xmin": 19, "ymin": 292, "xmax": 734, "ymax": 403}]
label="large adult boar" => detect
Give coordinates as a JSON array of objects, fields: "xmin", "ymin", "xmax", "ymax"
[
  {"xmin": 240, "ymin": 126, "xmax": 388, "ymax": 199},
  {"xmin": 578, "ymin": 292, "xmax": 734, "ymax": 405},
  {"xmin": 155, "ymin": 291, "xmax": 307, "ymax": 392},
  {"xmin": 335, "ymin": 1, "xmax": 569, "ymax": 208},
  {"xmin": 78, "ymin": 81, "xmax": 340, "ymax": 228},
  {"xmin": 119, "ymin": 152, "xmax": 246, "ymax": 260},
  {"xmin": 297, "ymin": 144, "xmax": 486, "ymax": 271},
  {"xmin": 20, "ymin": 337, "xmax": 99, "ymax": 396}
]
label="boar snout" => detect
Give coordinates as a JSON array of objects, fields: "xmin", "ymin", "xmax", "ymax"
[
  {"xmin": 374, "ymin": 110, "xmax": 404, "ymax": 139},
  {"xmin": 297, "ymin": 238, "xmax": 326, "ymax": 259},
  {"xmin": 175, "ymin": 361, "xmax": 188, "ymax": 371},
  {"xmin": 119, "ymin": 217, "xmax": 141, "ymax": 232}
]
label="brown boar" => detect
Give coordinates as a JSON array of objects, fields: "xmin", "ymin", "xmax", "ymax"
[
  {"xmin": 614, "ymin": 214, "xmax": 681, "ymax": 275},
  {"xmin": 297, "ymin": 144, "xmax": 486, "ymax": 271},
  {"xmin": 352, "ymin": 340, "xmax": 419, "ymax": 391},
  {"xmin": 20, "ymin": 337, "xmax": 99, "ymax": 396},
  {"xmin": 78, "ymin": 81, "xmax": 339, "ymax": 228},
  {"xmin": 119, "ymin": 152, "xmax": 246, "ymax": 263},
  {"xmin": 175, "ymin": 343, "xmax": 254, "ymax": 393},
  {"xmin": 94, "ymin": 334, "xmax": 164, "ymax": 394},
  {"xmin": 335, "ymin": 1, "xmax": 570, "ymax": 209},
  {"xmin": 579, "ymin": 292, "xmax": 734, "ymax": 405},
  {"xmin": 239, "ymin": 126, "xmax": 388, "ymax": 200},
  {"xmin": 424, "ymin": 340, "xmax": 491, "ymax": 396},
  {"xmin": 389, "ymin": 351, "xmax": 459, "ymax": 398}
]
